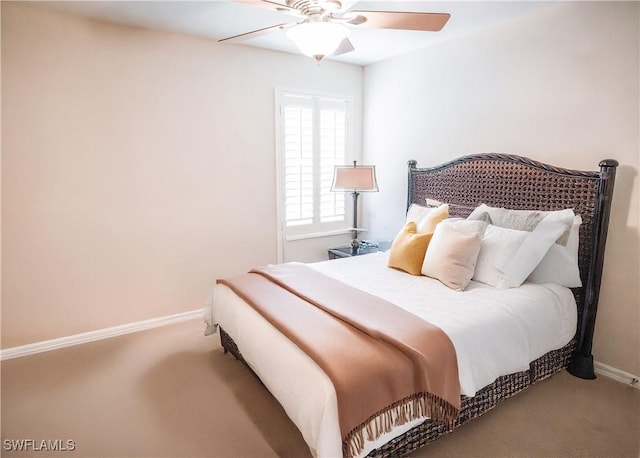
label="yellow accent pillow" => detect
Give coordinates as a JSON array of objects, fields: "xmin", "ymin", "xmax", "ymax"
[
  {"xmin": 387, "ymin": 221, "xmax": 434, "ymax": 275},
  {"xmin": 415, "ymin": 204, "xmax": 449, "ymax": 234}
]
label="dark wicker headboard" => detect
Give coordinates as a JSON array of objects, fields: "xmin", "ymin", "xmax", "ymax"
[{"xmin": 407, "ymin": 153, "xmax": 618, "ymax": 379}]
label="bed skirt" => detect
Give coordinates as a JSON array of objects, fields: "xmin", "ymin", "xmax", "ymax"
[{"xmin": 219, "ymin": 327, "xmax": 574, "ymax": 457}]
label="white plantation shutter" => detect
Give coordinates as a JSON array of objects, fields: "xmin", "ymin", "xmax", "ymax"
[
  {"xmin": 283, "ymin": 97, "xmax": 314, "ymax": 226},
  {"xmin": 319, "ymin": 101, "xmax": 346, "ymax": 223},
  {"xmin": 278, "ymin": 92, "xmax": 351, "ymax": 237}
]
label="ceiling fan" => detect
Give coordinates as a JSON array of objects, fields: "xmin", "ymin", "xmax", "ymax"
[{"xmin": 219, "ymin": 0, "xmax": 450, "ymax": 62}]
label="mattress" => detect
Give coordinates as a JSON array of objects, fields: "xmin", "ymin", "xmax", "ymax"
[{"xmin": 205, "ymin": 251, "xmax": 577, "ymax": 457}]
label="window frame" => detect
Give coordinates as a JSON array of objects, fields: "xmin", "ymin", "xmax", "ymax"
[{"xmin": 275, "ymin": 89, "xmax": 355, "ymax": 255}]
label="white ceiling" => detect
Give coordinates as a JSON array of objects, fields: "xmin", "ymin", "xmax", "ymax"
[{"xmin": 29, "ymin": 1, "xmax": 558, "ymax": 66}]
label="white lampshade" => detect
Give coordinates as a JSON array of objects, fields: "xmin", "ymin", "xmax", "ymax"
[
  {"xmin": 286, "ymin": 22, "xmax": 350, "ymax": 62},
  {"xmin": 330, "ymin": 164, "xmax": 379, "ymax": 192}
]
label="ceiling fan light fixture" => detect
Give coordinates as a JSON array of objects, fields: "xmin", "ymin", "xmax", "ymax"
[{"xmin": 286, "ymin": 21, "xmax": 350, "ymax": 62}]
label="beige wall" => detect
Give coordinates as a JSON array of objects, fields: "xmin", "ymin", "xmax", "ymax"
[
  {"xmin": 363, "ymin": 2, "xmax": 640, "ymax": 375},
  {"xmin": 1, "ymin": 4, "xmax": 361, "ymax": 348},
  {"xmin": 3, "ymin": 2, "xmax": 638, "ymax": 377}
]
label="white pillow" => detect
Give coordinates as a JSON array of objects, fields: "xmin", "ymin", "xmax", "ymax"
[
  {"xmin": 406, "ymin": 203, "xmax": 431, "ymax": 223},
  {"xmin": 528, "ymin": 215, "xmax": 582, "ymax": 287},
  {"xmin": 425, "ymin": 198, "xmax": 444, "ymax": 207},
  {"xmin": 468, "ymin": 204, "xmax": 574, "ymax": 243},
  {"xmin": 406, "ymin": 204, "xmax": 449, "ymax": 234},
  {"xmin": 422, "ymin": 220, "xmax": 485, "ymax": 291},
  {"xmin": 468, "ymin": 204, "xmax": 544, "ymax": 232},
  {"xmin": 473, "ymin": 225, "xmax": 528, "ymax": 288},
  {"xmin": 469, "ymin": 204, "xmax": 581, "ymax": 287},
  {"xmin": 473, "ymin": 213, "xmax": 568, "ymax": 289}
]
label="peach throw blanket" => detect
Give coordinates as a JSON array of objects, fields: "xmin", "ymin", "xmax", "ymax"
[{"xmin": 218, "ymin": 263, "xmax": 460, "ymax": 457}]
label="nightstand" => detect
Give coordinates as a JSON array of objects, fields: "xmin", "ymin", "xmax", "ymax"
[{"xmin": 327, "ymin": 241, "xmax": 390, "ymax": 260}]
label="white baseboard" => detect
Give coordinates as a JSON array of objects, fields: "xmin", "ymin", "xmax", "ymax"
[
  {"xmin": 0, "ymin": 308, "xmax": 204, "ymax": 361},
  {"xmin": 594, "ymin": 361, "xmax": 640, "ymax": 389}
]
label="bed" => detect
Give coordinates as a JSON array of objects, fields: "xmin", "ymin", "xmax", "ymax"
[{"xmin": 205, "ymin": 153, "xmax": 618, "ymax": 458}]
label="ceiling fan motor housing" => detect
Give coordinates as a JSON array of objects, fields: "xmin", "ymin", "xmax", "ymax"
[{"xmin": 289, "ymin": 0, "xmax": 342, "ymax": 16}]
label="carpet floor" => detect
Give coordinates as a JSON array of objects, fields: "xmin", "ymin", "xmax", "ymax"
[{"xmin": 2, "ymin": 318, "xmax": 638, "ymax": 457}]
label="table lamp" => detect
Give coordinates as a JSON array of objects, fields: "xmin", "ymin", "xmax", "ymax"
[{"xmin": 330, "ymin": 160, "xmax": 379, "ymax": 249}]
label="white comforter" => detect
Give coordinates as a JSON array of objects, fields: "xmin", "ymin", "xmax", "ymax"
[{"xmin": 205, "ymin": 252, "xmax": 577, "ymax": 457}]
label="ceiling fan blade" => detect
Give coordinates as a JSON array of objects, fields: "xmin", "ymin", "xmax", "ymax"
[
  {"xmin": 350, "ymin": 11, "xmax": 450, "ymax": 32},
  {"xmin": 232, "ymin": 0, "xmax": 298, "ymax": 13},
  {"xmin": 219, "ymin": 22, "xmax": 296, "ymax": 43},
  {"xmin": 332, "ymin": 37, "xmax": 355, "ymax": 56},
  {"xmin": 330, "ymin": 13, "xmax": 367, "ymax": 26},
  {"xmin": 345, "ymin": 14, "xmax": 367, "ymax": 26}
]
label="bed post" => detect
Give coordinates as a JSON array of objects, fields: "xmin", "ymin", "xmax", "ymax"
[
  {"xmin": 568, "ymin": 159, "xmax": 619, "ymax": 379},
  {"xmin": 407, "ymin": 160, "xmax": 418, "ymax": 211}
]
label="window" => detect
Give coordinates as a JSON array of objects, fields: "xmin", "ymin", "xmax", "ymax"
[{"xmin": 276, "ymin": 91, "xmax": 352, "ymax": 239}]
